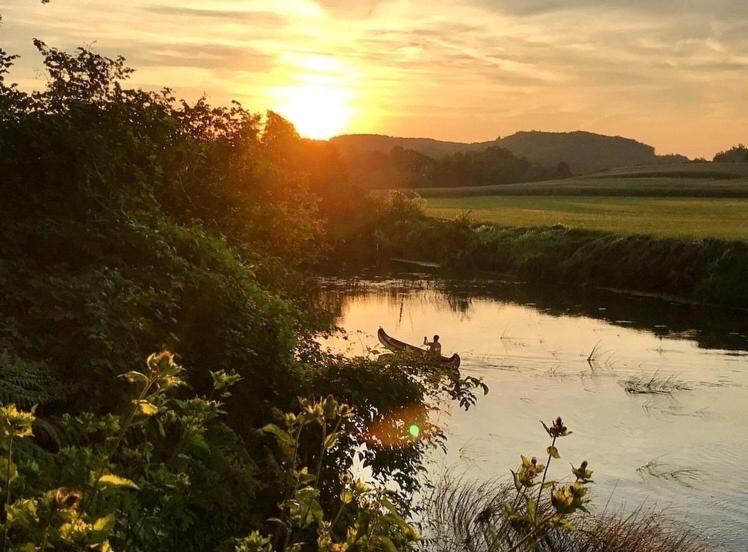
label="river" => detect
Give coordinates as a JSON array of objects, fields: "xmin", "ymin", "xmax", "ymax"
[{"xmin": 318, "ymin": 273, "xmax": 748, "ymax": 550}]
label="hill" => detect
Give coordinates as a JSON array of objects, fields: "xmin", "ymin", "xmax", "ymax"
[
  {"xmin": 331, "ymin": 131, "xmax": 688, "ymax": 174},
  {"xmin": 330, "ymin": 134, "xmax": 494, "ymax": 159},
  {"xmin": 498, "ymin": 130, "xmax": 661, "ymax": 173}
]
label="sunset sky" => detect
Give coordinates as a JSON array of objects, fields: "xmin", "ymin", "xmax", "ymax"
[{"xmin": 2, "ymin": 0, "xmax": 747, "ymax": 157}]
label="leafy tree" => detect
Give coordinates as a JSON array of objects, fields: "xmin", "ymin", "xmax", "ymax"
[{"xmin": 713, "ymin": 144, "xmax": 748, "ymax": 162}]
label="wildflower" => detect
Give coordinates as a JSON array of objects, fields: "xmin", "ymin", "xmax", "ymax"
[
  {"xmin": 54, "ymin": 488, "xmax": 82, "ymax": 510},
  {"xmin": 0, "ymin": 404, "xmax": 35, "ymax": 439},
  {"xmin": 542, "ymin": 416, "xmax": 571, "ymax": 438},
  {"xmin": 515, "ymin": 455, "xmax": 545, "ymax": 488},
  {"xmin": 551, "ymin": 481, "xmax": 589, "ymax": 515},
  {"xmin": 572, "ymin": 460, "xmax": 594, "ymax": 482}
]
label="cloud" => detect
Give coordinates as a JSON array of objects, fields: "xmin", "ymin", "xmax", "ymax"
[
  {"xmin": 2, "ymin": 0, "xmax": 747, "ymax": 156},
  {"xmin": 480, "ymin": 0, "xmax": 748, "ymax": 17},
  {"xmin": 143, "ymin": 5, "xmax": 286, "ymax": 26},
  {"xmin": 128, "ymin": 43, "xmax": 273, "ymax": 74},
  {"xmin": 314, "ymin": 0, "xmax": 384, "ymax": 17}
]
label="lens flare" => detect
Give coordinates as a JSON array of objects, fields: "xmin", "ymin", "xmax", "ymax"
[{"xmin": 364, "ymin": 404, "xmax": 430, "ymax": 448}]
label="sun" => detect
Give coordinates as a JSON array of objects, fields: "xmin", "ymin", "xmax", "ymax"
[{"xmin": 276, "ymin": 83, "xmax": 354, "ymax": 140}]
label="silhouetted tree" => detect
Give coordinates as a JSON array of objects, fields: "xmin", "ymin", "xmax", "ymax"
[{"xmin": 714, "ymin": 144, "xmax": 748, "ymax": 162}]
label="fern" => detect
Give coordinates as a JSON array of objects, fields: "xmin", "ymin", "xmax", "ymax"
[{"xmin": 0, "ymin": 350, "xmax": 62, "ymax": 407}]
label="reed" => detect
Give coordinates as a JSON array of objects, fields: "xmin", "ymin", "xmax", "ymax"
[{"xmin": 421, "ymin": 473, "xmax": 706, "ymax": 551}]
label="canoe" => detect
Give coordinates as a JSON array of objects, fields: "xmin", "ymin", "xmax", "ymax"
[{"xmin": 377, "ymin": 328, "xmax": 461, "ymax": 369}]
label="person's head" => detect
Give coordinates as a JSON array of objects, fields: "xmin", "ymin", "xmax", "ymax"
[{"xmin": 433, "ymin": 335, "xmax": 440, "ymax": 342}]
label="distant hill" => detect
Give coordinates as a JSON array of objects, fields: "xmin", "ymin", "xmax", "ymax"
[
  {"xmin": 498, "ymin": 131, "xmax": 657, "ymax": 173},
  {"xmin": 331, "ymin": 131, "xmax": 688, "ymax": 174},
  {"xmin": 330, "ymin": 134, "xmax": 494, "ymax": 159}
]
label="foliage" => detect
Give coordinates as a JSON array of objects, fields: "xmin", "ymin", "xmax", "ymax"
[
  {"xmin": 420, "ymin": 417, "xmax": 703, "ymax": 551},
  {"xmin": 0, "ymin": 41, "xmax": 336, "ymax": 416},
  {"xmin": 424, "ymin": 476, "xmax": 706, "ymax": 552},
  {"xmin": 0, "ymin": 352, "xmax": 485, "ymax": 551},
  {"xmin": 0, "ymin": 38, "xmax": 492, "ymax": 550},
  {"xmin": 419, "ymin": 416, "xmax": 594, "ymax": 551},
  {"xmin": 341, "ymin": 193, "xmax": 748, "ymax": 307},
  {"xmin": 713, "ymin": 144, "xmax": 748, "ymax": 163},
  {"xmin": 0, "ymin": 353, "xmax": 261, "ymax": 551},
  {"xmin": 0, "ymin": 351, "xmax": 61, "ymax": 408},
  {"xmin": 343, "ymin": 145, "xmax": 571, "ymax": 189},
  {"xmin": 254, "ymin": 396, "xmax": 420, "ymax": 551},
  {"xmin": 307, "ymin": 350, "xmax": 488, "ymax": 504}
]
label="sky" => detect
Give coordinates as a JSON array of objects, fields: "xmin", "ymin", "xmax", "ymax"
[{"xmin": 1, "ymin": 0, "xmax": 747, "ymax": 158}]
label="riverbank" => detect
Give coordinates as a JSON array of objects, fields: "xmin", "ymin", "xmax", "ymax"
[{"xmin": 348, "ymin": 196, "xmax": 748, "ymax": 308}]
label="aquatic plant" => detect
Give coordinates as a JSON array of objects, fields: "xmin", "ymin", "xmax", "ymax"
[
  {"xmin": 637, "ymin": 459, "xmax": 701, "ymax": 487},
  {"xmin": 621, "ymin": 373, "xmax": 691, "ymax": 395},
  {"xmin": 423, "ymin": 417, "xmax": 596, "ymax": 551},
  {"xmin": 420, "ymin": 415, "xmax": 707, "ymax": 551}
]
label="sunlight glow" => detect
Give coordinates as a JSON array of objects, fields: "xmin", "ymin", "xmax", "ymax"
[
  {"xmin": 276, "ymin": 83, "xmax": 355, "ymax": 140},
  {"xmin": 271, "ymin": 53, "xmax": 359, "ymax": 140}
]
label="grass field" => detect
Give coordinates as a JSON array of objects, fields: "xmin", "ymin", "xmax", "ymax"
[
  {"xmin": 424, "ymin": 196, "xmax": 748, "ymax": 241},
  {"xmin": 415, "ymin": 163, "xmax": 748, "ymax": 198}
]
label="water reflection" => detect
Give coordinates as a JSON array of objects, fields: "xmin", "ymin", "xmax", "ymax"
[
  {"xmin": 317, "ymin": 273, "xmax": 748, "ymax": 551},
  {"xmin": 316, "ymin": 273, "xmax": 748, "ymax": 352}
]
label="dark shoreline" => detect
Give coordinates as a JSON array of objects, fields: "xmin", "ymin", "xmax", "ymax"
[{"xmin": 337, "ymin": 213, "xmax": 748, "ymax": 310}]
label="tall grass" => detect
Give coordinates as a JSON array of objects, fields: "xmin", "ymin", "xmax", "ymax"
[
  {"xmin": 356, "ymin": 198, "xmax": 748, "ymax": 308},
  {"xmin": 421, "ymin": 473, "xmax": 706, "ymax": 552}
]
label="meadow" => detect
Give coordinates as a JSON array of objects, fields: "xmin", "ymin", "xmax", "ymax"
[
  {"xmin": 424, "ymin": 196, "xmax": 748, "ymax": 241},
  {"xmin": 419, "ymin": 162, "xmax": 748, "ymax": 241},
  {"xmin": 416, "ymin": 163, "xmax": 748, "ymax": 198}
]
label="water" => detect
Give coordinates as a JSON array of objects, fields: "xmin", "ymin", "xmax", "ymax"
[{"xmin": 318, "ymin": 274, "xmax": 748, "ymax": 550}]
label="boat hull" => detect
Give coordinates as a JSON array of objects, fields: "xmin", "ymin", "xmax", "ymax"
[{"xmin": 377, "ymin": 328, "xmax": 461, "ymax": 369}]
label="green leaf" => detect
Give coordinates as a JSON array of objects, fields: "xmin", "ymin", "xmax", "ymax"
[
  {"xmin": 377, "ymin": 536, "xmax": 398, "ymax": 552},
  {"xmin": 547, "ymin": 445, "xmax": 560, "ymax": 459},
  {"xmin": 0, "ymin": 458, "xmax": 18, "ymax": 483},
  {"xmin": 261, "ymin": 424, "xmax": 294, "ymax": 449},
  {"xmin": 98, "ymin": 474, "xmax": 139, "ymax": 490},
  {"xmin": 90, "ymin": 513, "xmax": 116, "ymax": 542},
  {"xmin": 323, "ymin": 431, "xmax": 339, "ymax": 450},
  {"xmin": 120, "ymin": 371, "xmax": 148, "ymax": 385},
  {"xmin": 93, "ymin": 514, "xmax": 115, "ymax": 532},
  {"xmin": 295, "ymin": 487, "xmax": 323, "ymax": 526},
  {"xmin": 526, "ymin": 498, "xmax": 538, "ymax": 526}
]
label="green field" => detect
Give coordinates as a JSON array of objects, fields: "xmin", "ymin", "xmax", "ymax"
[
  {"xmin": 425, "ymin": 196, "xmax": 748, "ymax": 241},
  {"xmin": 415, "ymin": 162, "xmax": 748, "ymax": 198},
  {"xmin": 413, "ymin": 162, "xmax": 748, "ymax": 241}
]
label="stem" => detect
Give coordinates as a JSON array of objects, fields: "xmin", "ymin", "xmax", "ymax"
[
  {"xmin": 298, "ymin": 417, "xmax": 344, "ymax": 539},
  {"xmin": 80, "ymin": 379, "xmax": 154, "ymax": 515},
  {"xmin": 2, "ymin": 437, "xmax": 14, "ymax": 552},
  {"xmin": 487, "ymin": 486, "xmax": 525, "ymax": 552},
  {"xmin": 315, "ymin": 417, "xmax": 342, "ymax": 486},
  {"xmin": 282, "ymin": 424, "xmax": 306, "ymax": 551},
  {"xmin": 537, "ymin": 435, "xmax": 556, "ymax": 507},
  {"xmin": 331, "ymin": 502, "xmax": 346, "ymax": 530},
  {"xmin": 505, "ymin": 513, "xmax": 556, "ymax": 552}
]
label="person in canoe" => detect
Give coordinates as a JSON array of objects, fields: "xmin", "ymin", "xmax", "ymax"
[{"xmin": 423, "ymin": 335, "xmax": 441, "ymax": 357}]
